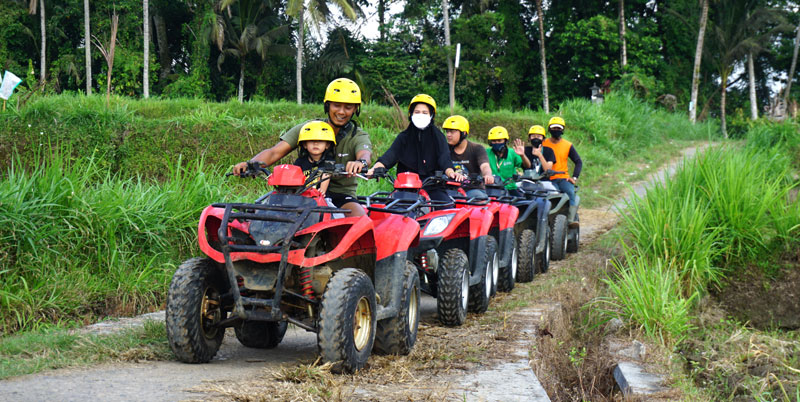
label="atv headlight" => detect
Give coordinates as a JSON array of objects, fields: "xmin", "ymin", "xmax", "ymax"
[{"xmin": 423, "ymin": 214, "xmax": 455, "ymax": 236}]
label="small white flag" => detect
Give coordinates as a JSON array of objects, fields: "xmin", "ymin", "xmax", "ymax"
[{"xmin": 0, "ymin": 71, "xmax": 23, "ymax": 100}]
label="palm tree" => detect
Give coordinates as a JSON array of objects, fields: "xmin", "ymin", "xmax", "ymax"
[
  {"xmin": 84, "ymin": 0, "xmax": 91, "ymax": 95},
  {"xmin": 27, "ymin": 0, "xmax": 46, "ymax": 86},
  {"xmin": 706, "ymin": 0, "xmax": 787, "ymax": 137},
  {"xmin": 690, "ymin": 0, "xmax": 709, "ymax": 124},
  {"xmin": 143, "ymin": 0, "xmax": 150, "ymax": 98},
  {"xmin": 286, "ymin": 0, "xmax": 360, "ymax": 104},
  {"xmin": 784, "ymin": 25, "xmax": 800, "ymax": 103},
  {"xmin": 535, "ymin": 0, "xmax": 549, "ymax": 113},
  {"xmin": 211, "ymin": 0, "xmax": 291, "ymax": 102},
  {"xmin": 619, "ymin": 0, "xmax": 627, "ymax": 70},
  {"xmin": 443, "ymin": 0, "xmax": 454, "ymax": 113}
]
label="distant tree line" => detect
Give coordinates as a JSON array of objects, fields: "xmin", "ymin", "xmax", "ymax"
[{"xmin": 1, "ymin": 1, "xmax": 798, "ymax": 129}]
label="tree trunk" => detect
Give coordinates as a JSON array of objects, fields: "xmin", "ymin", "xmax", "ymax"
[
  {"xmin": 443, "ymin": 0, "xmax": 454, "ymax": 114},
  {"xmin": 39, "ymin": 0, "xmax": 46, "ymax": 86},
  {"xmin": 105, "ymin": 13, "xmax": 119, "ymax": 108},
  {"xmin": 296, "ymin": 10, "xmax": 304, "ymax": 104},
  {"xmin": 143, "ymin": 0, "xmax": 149, "ymax": 98},
  {"xmin": 785, "ymin": 25, "xmax": 800, "ymax": 102},
  {"xmin": 238, "ymin": 63, "xmax": 244, "ymax": 103},
  {"xmin": 748, "ymin": 52, "xmax": 757, "ymax": 120},
  {"xmin": 153, "ymin": 12, "xmax": 171, "ymax": 82},
  {"xmin": 536, "ymin": 0, "xmax": 549, "ymax": 113},
  {"xmin": 619, "ymin": 0, "xmax": 627, "ymax": 70},
  {"xmin": 721, "ymin": 70, "xmax": 728, "ymax": 139},
  {"xmin": 84, "ymin": 0, "xmax": 91, "ymax": 95},
  {"xmin": 378, "ymin": 0, "xmax": 386, "ymax": 42},
  {"xmin": 690, "ymin": 0, "xmax": 708, "ymax": 124}
]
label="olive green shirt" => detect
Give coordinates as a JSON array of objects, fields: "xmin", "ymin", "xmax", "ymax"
[{"xmin": 280, "ymin": 119, "xmax": 372, "ymax": 196}]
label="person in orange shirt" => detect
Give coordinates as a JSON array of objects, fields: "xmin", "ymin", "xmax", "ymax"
[{"xmin": 543, "ymin": 117, "xmax": 583, "ymax": 227}]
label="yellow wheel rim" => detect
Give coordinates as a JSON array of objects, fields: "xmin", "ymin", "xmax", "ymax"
[
  {"xmin": 200, "ymin": 286, "xmax": 221, "ymax": 339},
  {"xmin": 353, "ymin": 296, "xmax": 372, "ymax": 351}
]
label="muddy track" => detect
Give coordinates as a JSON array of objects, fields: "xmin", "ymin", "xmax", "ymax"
[{"xmin": 0, "ymin": 145, "xmax": 710, "ymax": 401}]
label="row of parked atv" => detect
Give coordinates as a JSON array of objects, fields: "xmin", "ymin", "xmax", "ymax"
[{"xmin": 165, "ymin": 161, "xmax": 580, "ymax": 372}]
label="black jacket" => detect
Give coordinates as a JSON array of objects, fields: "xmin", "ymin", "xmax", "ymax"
[{"xmin": 377, "ymin": 123, "xmax": 454, "ymax": 178}]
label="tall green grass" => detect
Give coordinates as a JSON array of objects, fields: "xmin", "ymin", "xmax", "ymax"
[
  {"xmin": 0, "ymin": 152, "xmax": 241, "ymax": 334},
  {"xmin": 596, "ymin": 252, "xmax": 696, "ymax": 345},
  {"xmin": 603, "ymin": 123, "xmax": 800, "ymax": 346}
]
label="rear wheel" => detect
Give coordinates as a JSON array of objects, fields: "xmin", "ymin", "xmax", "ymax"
[
  {"xmin": 469, "ymin": 236, "xmax": 495, "ymax": 313},
  {"xmin": 436, "ymin": 248, "xmax": 469, "ymax": 326},
  {"xmin": 497, "ymin": 235, "xmax": 517, "ymax": 292},
  {"xmin": 551, "ymin": 214, "xmax": 568, "ymax": 261},
  {"xmin": 516, "ymin": 229, "xmax": 536, "ymax": 283},
  {"xmin": 166, "ymin": 257, "xmax": 229, "ymax": 363},
  {"xmin": 318, "ymin": 268, "xmax": 377, "ymax": 373},
  {"xmin": 235, "ymin": 321, "xmax": 288, "ymax": 349},
  {"xmin": 536, "ymin": 225, "xmax": 551, "ymax": 274},
  {"xmin": 374, "ymin": 262, "xmax": 420, "ymax": 355},
  {"xmin": 567, "ymin": 214, "xmax": 580, "ymax": 253}
]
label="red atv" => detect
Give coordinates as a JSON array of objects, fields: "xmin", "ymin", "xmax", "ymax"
[
  {"xmin": 165, "ymin": 162, "xmax": 421, "ymax": 373},
  {"xmin": 361, "ymin": 170, "xmax": 495, "ymax": 326},
  {"xmin": 455, "ymin": 175, "xmax": 520, "ymax": 293}
]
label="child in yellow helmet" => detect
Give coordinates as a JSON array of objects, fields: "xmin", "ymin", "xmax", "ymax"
[{"xmin": 294, "ymin": 121, "xmax": 337, "ymax": 195}]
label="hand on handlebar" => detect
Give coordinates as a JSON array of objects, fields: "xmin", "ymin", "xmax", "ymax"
[
  {"xmin": 232, "ymin": 161, "xmax": 249, "ymax": 176},
  {"xmin": 450, "ymin": 171, "xmax": 466, "ymax": 182},
  {"xmin": 345, "ymin": 160, "xmax": 366, "ymax": 175},
  {"xmin": 483, "ymin": 174, "xmax": 494, "ymax": 185}
]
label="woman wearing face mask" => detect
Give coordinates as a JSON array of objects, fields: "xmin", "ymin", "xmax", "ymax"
[
  {"xmin": 486, "ymin": 126, "xmax": 524, "ymax": 197},
  {"xmin": 522, "ymin": 125, "xmax": 555, "ymax": 173},
  {"xmin": 369, "ymin": 94, "xmax": 464, "ymax": 202}
]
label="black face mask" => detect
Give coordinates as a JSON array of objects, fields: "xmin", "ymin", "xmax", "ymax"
[
  {"xmin": 549, "ymin": 129, "xmax": 563, "ymax": 139},
  {"xmin": 491, "ymin": 143, "xmax": 506, "ymax": 153},
  {"xmin": 530, "ymin": 139, "xmax": 543, "ymax": 148}
]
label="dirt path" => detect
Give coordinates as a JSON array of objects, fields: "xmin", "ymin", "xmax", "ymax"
[{"xmin": 0, "ymin": 144, "xmax": 711, "ymax": 401}]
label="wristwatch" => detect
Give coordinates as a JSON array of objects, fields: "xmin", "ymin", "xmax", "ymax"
[{"xmin": 358, "ymin": 159, "xmax": 368, "ymax": 167}]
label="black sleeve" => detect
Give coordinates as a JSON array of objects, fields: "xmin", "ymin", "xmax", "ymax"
[
  {"xmin": 376, "ymin": 132, "xmax": 405, "ymax": 169},
  {"xmin": 293, "ymin": 157, "xmax": 310, "ymax": 171},
  {"xmin": 542, "ymin": 147, "xmax": 556, "ymax": 163},
  {"xmin": 568, "ymin": 146, "xmax": 582, "ymax": 178}
]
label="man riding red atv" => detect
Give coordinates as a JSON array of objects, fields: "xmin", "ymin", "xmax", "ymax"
[{"xmin": 166, "ymin": 154, "xmax": 421, "ymax": 373}]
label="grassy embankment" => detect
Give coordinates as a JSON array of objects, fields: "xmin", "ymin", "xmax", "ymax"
[
  {"xmin": 0, "ymin": 92, "xmax": 713, "ymax": 379},
  {"xmin": 598, "ymin": 120, "xmax": 800, "ymax": 399}
]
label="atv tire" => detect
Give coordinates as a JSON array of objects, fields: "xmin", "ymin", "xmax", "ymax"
[
  {"xmin": 516, "ymin": 229, "xmax": 536, "ymax": 283},
  {"xmin": 497, "ymin": 235, "xmax": 516, "ymax": 292},
  {"xmin": 235, "ymin": 321, "xmax": 288, "ymax": 349},
  {"xmin": 536, "ymin": 224, "xmax": 551, "ymax": 274},
  {"xmin": 318, "ymin": 268, "xmax": 377, "ymax": 373},
  {"xmin": 468, "ymin": 236, "xmax": 496, "ymax": 314},
  {"xmin": 566, "ymin": 213, "xmax": 580, "ymax": 253},
  {"xmin": 551, "ymin": 214, "xmax": 569, "ymax": 261},
  {"xmin": 374, "ymin": 262, "xmax": 420, "ymax": 355},
  {"xmin": 436, "ymin": 248, "xmax": 469, "ymax": 326},
  {"xmin": 166, "ymin": 257, "xmax": 229, "ymax": 363}
]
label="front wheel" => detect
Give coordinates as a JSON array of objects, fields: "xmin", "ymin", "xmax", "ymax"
[
  {"xmin": 469, "ymin": 236, "xmax": 496, "ymax": 314},
  {"xmin": 436, "ymin": 248, "xmax": 469, "ymax": 326},
  {"xmin": 318, "ymin": 268, "xmax": 377, "ymax": 373},
  {"xmin": 166, "ymin": 257, "xmax": 229, "ymax": 363},
  {"xmin": 551, "ymin": 214, "xmax": 569, "ymax": 261},
  {"xmin": 566, "ymin": 214, "xmax": 580, "ymax": 253},
  {"xmin": 516, "ymin": 229, "xmax": 536, "ymax": 283},
  {"xmin": 235, "ymin": 321, "xmax": 288, "ymax": 349},
  {"xmin": 497, "ymin": 235, "xmax": 517, "ymax": 292},
  {"xmin": 374, "ymin": 262, "xmax": 420, "ymax": 355}
]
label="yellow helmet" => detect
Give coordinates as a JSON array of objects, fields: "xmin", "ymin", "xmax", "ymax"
[
  {"xmin": 324, "ymin": 78, "xmax": 361, "ymax": 105},
  {"xmin": 528, "ymin": 125, "xmax": 546, "ymax": 137},
  {"xmin": 442, "ymin": 115, "xmax": 469, "ymax": 134},
  {"xmin": 548, "ymin": 116, "xmax": 566, "ymax": 130},
  {"xmin": 409, "ymin": 94, "xmax": 437, "ymax": 115},
  {"xmin": 298, "ymin": 121, "xmax": 337, "ymax": 145},
  {"xmin": 487, "ymin": 126, "xmax": 509, "ymax": 141}
]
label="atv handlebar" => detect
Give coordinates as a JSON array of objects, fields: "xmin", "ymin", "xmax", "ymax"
[{"xmin": 227, "ymin": 161, "xmax": 271, "ymax": 179}]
